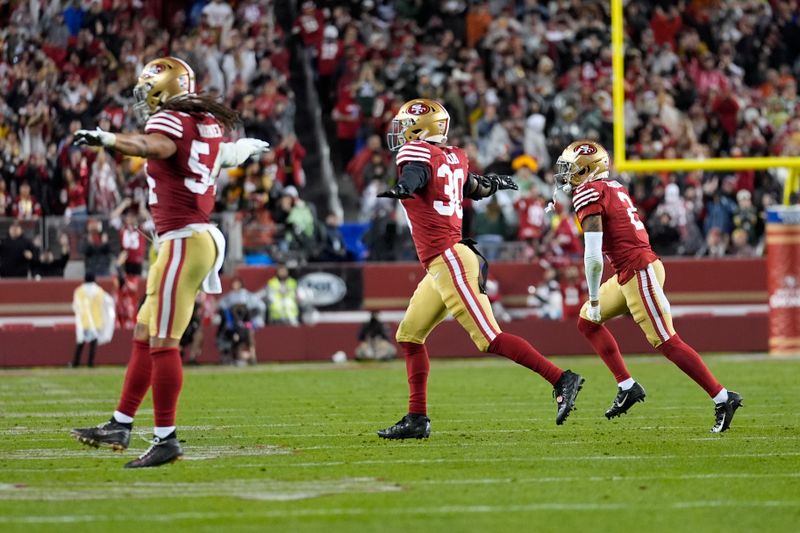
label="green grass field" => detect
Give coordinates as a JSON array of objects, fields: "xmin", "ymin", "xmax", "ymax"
[{"xmin": 1, "ymin": 355, "xmax": 799, "ymax": 532}]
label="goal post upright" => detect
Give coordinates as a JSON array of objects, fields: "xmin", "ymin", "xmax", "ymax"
[{"xmin": 609, "ymin": 0, "xmax": 800, "ymax": 180}]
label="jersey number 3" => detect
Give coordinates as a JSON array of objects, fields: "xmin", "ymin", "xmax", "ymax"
[{"xmin": 433, "ymin": 158, "xmax": 464, "ymax": 219}]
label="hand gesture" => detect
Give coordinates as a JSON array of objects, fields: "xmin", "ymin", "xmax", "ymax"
[{"xmin": 377, "ymin": 183, "xmax": 413, "ymax": 200}]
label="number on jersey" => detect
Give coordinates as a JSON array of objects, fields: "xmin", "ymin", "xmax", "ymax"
[
  {"xmin": 617, "ymin": 191, "xmax": 645, "ymax": 230},
  {"xmin": 433, "ymin": 155, "xmax": 464, "ymax": 219},
  {"xmin": 145, "ymin": 140, "xmax": 218, "ymax": 205}
]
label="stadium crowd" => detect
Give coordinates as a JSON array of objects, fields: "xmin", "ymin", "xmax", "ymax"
[{"xmin": 1, "ymin": 0, "xmax": 799, "ymax": 278}]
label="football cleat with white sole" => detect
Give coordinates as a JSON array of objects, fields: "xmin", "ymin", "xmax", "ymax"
[
  {"xmin": 124, "ymin": 436, "xmax": 183, "ymax": 468},
  {"xmin": 605, "ymin": 382, "xmax": 647, "ymax": 419},
  {"xmin": 71, "ymin": 420, "xmax": 131, "ymax": 451},
  {"xmin": 711, "ymin": 391, "xmax": 743, "ymax": 433}
]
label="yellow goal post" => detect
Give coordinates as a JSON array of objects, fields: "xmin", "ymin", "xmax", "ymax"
[{"xmin": 610, "ymin": 0, "xmax": 800, "ymax": 203}]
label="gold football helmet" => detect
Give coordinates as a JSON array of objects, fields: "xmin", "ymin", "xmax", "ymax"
[
  {"xmin": 387, "ymin": 98, "xmax": 450, "ymax": 151},
  {"xmin": 133, "ymin": 57, "xmax": 196, "ymax": 124},
  {"xmin": 554, "ymin": 140, "xmax": 610, "ymax": 193}
]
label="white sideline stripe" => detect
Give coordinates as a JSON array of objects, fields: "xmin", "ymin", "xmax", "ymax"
[
  {"xmin": 145, "ymin": 123, "xmax": 183, "ymax": 138},
  {"xmin": 444, "ymin": 248, "xmax": 496, "ymax": 342},
  {"xmin": 148, "ymin": 114, "xmax": 183, "ymax": 128},
  {"xmin": 158, "ymin": 239, "xmax": 183, "ymax": 337},
  {"xmin": 1, "ymin": 500, "xmax": 797, "ymax": 523},
  {"xmin": 639, "ymin": 269, "xmax": 670, "ymax": 342}
]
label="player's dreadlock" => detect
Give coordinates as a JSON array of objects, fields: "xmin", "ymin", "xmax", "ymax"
[{"xmin": 161, "ymin": 94, "xmax": 241, "ymax": 131}]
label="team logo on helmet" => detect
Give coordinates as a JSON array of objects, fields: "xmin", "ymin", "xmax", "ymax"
[
  {"xmin": 574, "ymin": 143, "xmax": 597, "ymax": 155},
  {"xmin": 141, "ymin": 63, "xmax": 166, "ymax": 79},
  {"xmin": 407, "ymin": 102, "xmax": 431, "ymax": 115}
]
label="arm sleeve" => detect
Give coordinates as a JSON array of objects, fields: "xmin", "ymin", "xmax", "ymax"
[
  {"xmin": 397, "ymin": 161, "xmax": 430, "ymax": 194},
  {"xmin": 463, "ymin": 172, "xmax": 496, "ymax": 200},
  {"xmin": 583, "ymin": 232, "xmax": 604, "ymax": 301}
]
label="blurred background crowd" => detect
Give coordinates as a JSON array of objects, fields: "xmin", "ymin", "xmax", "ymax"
[{"xmin": 1, "ymin": 0, "xmax": 799, "ymax": 283}]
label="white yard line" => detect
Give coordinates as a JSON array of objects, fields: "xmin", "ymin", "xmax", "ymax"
[{"xmin": 0, "ymin": 500, "xmax": 798, "ymax": 524}]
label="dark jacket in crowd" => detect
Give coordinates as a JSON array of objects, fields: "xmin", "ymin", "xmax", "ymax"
[{"xmin": 0, "ymin": 234, "xmax": 35, "ymax": 277}]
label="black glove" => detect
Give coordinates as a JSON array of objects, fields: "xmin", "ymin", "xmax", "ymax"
[
  {"xmin": 377, "ymin": 183, "xmax": 414, "ymax": 199},
  {"xmin": 479, "ymin": 173, "xmax": 518, "ymax": 192}
]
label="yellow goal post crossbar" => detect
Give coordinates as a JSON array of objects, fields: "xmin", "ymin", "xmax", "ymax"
[{"xmin": 609, "ymin": 0, "xmax": 800, "ymax": 203}]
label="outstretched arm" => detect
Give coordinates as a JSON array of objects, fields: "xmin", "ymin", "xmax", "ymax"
[
  {"xmin": 74, "ymin": 129, "xmax": 177, "ymax": 160},
  {"xmin": 378, "ymin": 161, "xmax": 430, "ymax": 199},
  {"xmin": 582, "ymin": 214, "xmax": 604, "ymax": 321},
  {"xmin": 463, "ymin": 172, "xmax": 518, "ymax": 200}
]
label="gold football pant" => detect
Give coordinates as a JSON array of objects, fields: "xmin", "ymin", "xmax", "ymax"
[
  {"xmin": 396, "ymin": 243, "xmax": 501, "ymax": 351},
  {"xmin": 579, "ymin": 259, "xmax": 676, "ymax": 347},
  {"xmin": 137, "ymin": 230, "xmax": 217, "ymax": 339}
]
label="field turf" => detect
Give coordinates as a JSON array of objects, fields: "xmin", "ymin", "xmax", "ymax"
[{"xmin": 1, "ymin": 354, "xmax": 799, "ymax": 532}]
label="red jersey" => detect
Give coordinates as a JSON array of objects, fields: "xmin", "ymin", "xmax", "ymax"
[
  {"xmin": 120, "ymin": 225, "xmax": 146, "ymax": 265},
  {"xmin": 397, "ymin": 141, "xmax": 467, "ymax": 265},
  {"xmin": 143, "ymin": 110, "xmax": 224, "ymax": 235},
  {"xmin": 561, "ymin": 279, "xmax": 587, "ymax": 319},
  {"xmin": 573, "ymin": 179, "xmax": 657, "ymax": 284},
  {"xmin": 515, "ymin": 196, "xmax": 547, "ymax": 240}
]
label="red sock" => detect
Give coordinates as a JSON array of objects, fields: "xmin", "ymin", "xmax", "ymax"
[
  {"xmin": 657, "ymin": 335, "xmax": 723, "ymax": 397},
  {"xmin": 401, "ymin": 342, "xmax": 429, "ymax": 416},
  {"xmin": 115, "ymin": 339, "xmax": 152, "ymax": 418},
  {"xmin": 488, "ymin": 332, "xmax": 563, "ymax": 385},
  {"xmin": 578, "ymin": 318, "xmax": 631, "ymax": 383},
  {"xmin": 150, "ymin": 346, "xmax": 183, "ymax": 427}
]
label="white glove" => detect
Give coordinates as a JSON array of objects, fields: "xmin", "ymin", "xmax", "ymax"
[
  {"xmin": 586, "ymin": 301, "xmax": 602, "ymax": 323},
  {"xmin": 74, "ymin": 128, "xmax": 116, "ymax": 148},
  {"xmin": 237, "ymin": 138, "xmax": 270, "ymax": 158},
  {"xmin": 217, "ymin": 138, "xmax": 270, "ymax": 170}
]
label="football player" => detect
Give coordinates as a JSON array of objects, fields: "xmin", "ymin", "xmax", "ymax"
[
  {"xmin": 553, "ymin": 140, "xmax": 742, "ymax": 432},
  {"xmin": 70, "ymin": 57, "xmax": 269, "ymax": 467},
  {"xmin": 376, "ymin": 99, "xmax": 584, "ymax": 439}
]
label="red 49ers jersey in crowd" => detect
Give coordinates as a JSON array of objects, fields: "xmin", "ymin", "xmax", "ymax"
[
  {"xmin": 144, "ymin": 110, "xmax": 224, "ymax": 235},
  {"xmin": 396, "ymin": 141, "xmax": 468, "ymax": 265},
  {"xmin": 573, "ymin": 178, "xmax": 657, "ymax": 284},
  {"xmin": 119, "ymin": 225, "xmax": 146, "ymax": 265}
]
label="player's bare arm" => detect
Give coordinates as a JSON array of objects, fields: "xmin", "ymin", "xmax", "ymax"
[
  {"xmin": 582, "ymin": 213, "xmax": 604, "ymax": 321},
  {"xmin": 74, "ymin": 129, "xmax": 177, "ymax": 159}
]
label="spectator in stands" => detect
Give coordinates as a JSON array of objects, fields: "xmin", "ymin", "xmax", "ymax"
[
  {"xmin": 32, "ymin": 233, "xmax": 71, "ymax": 279},
  {"xmin": 527, "ymin": 266, "xmax": 563, "ymax": 321},
  {"xmin": 10, "ymin": 182, "xmax": 43, "ymax": 220},
  {"xmin": 729, "ymin": 228, "xmax": 756, "ymax": 257},
  {"xmin": 733, "ymin": 189, "xmax": 759, "ymax": 245},
  {"xmin": 704, "ymin": 189, "xmax": 736, "ymax": 235},
  {"xmin": 0, "ymin": 222, "xmax": 35, "ymax": 278},
  {"xmin": 696, "ymin": 227, "xmax": 728, "ymax": 258},
  {"xmin": 217, "ymin": 277, "xmax": 264, "ymax": 365},
  {"xmin": 274, "ymin": 133, "xmax": 306, "ymax": 189},
  {"xmin": 315, "ymin": 214, "xmax": 352, "ymax": 262},
  {"xmin": 81, "ymin": 218, "xmax": 113, "ymax": 277},
  {"xmin": 0, "ymin": 179, "xmax": 11, "ymax": 215},
  {"xmin": 71, "ymin": 272, "xmax": 114, "ymax": 368},
  {"xmin": 332, "ymin": 84, "xmax": 362, "ymax": 174},
  {"xmin": 89, "ymin": 149, "xmax": 120, "ymax": 215},
  {"xmin": 473, "ymin": 198, "xmax": 509, "ymax": 260},
  {"xmin": 560, "ymin": 265, "xmax": 587, "ymax": 320},
  {"xmin": 347, "ymin": 134, "xmax": 392, "ymax": 192},
  {"xmin": 649, "ymin": 212, "xmax": 681, "ymax": 257},
  {"xmin": 265, "ymin": 264, "xmax": 300, "ymax": 325},
  {"xmin": 354, "ymin": 311, "xmax": 397, "ymax": 361}
]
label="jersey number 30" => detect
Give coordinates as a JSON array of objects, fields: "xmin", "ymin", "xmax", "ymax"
[{"xmin": 433, "ymin": 160, "xmax": 464, "ymax": 219}]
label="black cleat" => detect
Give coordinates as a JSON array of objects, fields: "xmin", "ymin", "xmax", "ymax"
[
  {"xmin": 124, "ymin": 436, "xmax": 183, "ymax": 468},
  {"xmin": 605, "ymin": 382, "xmax": 647, "ymax": 419},
  {"xmin": 711, "ymin": 391, "xmax": 743, "ymax": 433},
  {"xmin": 377, "ymin": 413, "xmax": 431, "ymax": 439},
  {"xmin": 71, "ymin": 420, "xmax": 131, "ymax": 451},
  {"xmin": 554, "ymin": 370, "xmax": 584, "ymax": 425}
]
